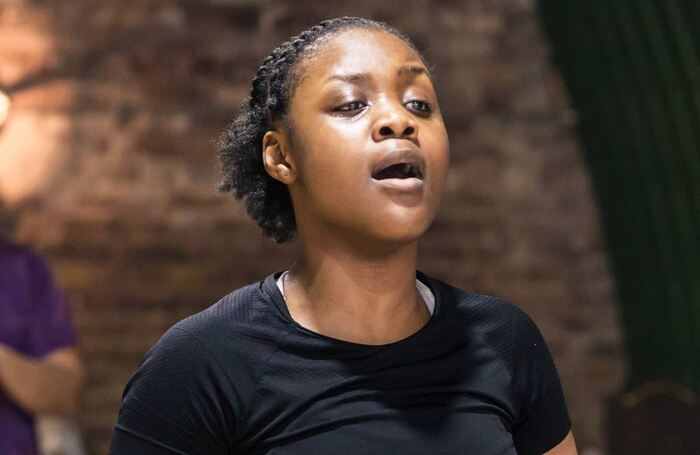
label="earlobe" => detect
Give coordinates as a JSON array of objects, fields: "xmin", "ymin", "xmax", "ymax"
[{"xmin": 262, "ymin": 130, "xmax": 297, "ymax": 184}]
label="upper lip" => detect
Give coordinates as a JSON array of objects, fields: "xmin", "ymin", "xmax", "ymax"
[{"xmin": 371, "ymin": 148, "xmax": 426, "ymax": 180}]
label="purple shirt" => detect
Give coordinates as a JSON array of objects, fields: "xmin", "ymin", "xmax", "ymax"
[{"xmin": 0, "ymin": 237, "xmax": 77, "ymax": 455}]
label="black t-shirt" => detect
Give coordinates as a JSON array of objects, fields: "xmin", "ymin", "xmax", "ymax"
[{"xmin": 110, "ymin": 270, "xmax": 571, "ymax": 454}]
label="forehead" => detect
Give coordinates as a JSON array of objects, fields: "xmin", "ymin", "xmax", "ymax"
[{"xmin": 295, "ymin": 29, "xmax": 427, "ymax": 87}]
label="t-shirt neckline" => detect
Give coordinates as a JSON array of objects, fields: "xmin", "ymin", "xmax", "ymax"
[
  {"xmin": 261, "ymin": 269, "xmax": 443, "ymax": 350},
  {"xmin": 276, "ymin": 271, "xmax": 436, "ymax": 316}
]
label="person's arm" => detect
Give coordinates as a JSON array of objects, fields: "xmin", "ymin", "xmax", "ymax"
[
  {"xmin": 1, "ymin": 248, "xmax": 82, "ymax": 414},
  {"xmin": 544, "ymin": 430, "xmax": 577, "ymax": 455},
  {"xmin": 505, "ymin": 302, "xmax": 575, "ymax": 455},
  {"xmin": 0, "ymin": 344, "xmax": 83, "ymax": 415}
]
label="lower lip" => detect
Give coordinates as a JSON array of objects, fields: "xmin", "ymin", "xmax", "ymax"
[{"xmin": 371, "ymin": 177, "xmax": 424, "ymax": 191}]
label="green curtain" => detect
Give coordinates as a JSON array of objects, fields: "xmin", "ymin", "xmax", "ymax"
[{"xmin": 537, "ymin": 0, "xmax": 700, "ymax": 392}]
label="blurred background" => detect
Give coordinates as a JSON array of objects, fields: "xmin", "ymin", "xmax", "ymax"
[{"xmin": 0, "ymin": 0, "xmax": 697, "ymax": 454}]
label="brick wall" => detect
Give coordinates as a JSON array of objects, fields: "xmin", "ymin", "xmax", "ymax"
[{"xmin": 0, "ymin": 0, "xmax": 623, "ymax": 453}]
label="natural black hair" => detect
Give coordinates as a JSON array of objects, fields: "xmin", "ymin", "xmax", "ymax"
[{"xmin": 217, "ymin": 16, "xmax": 427, "ymax": 243}]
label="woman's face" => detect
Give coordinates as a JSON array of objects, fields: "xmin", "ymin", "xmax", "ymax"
[{"xmin": 276, "ymin": 29, "xmax": 449, "ymax": 247}]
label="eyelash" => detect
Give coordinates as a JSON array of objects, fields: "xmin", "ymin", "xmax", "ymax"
[
  {"xmin": 336, "ymin": 101, "xmax": 366, "ymax": 112},
  {"xmin": 334, "ymin": 100, "xmax": 432, "ymax": 115},
  {"xmin": 407, "ymin": 100, "xmax": 432, "ymax": 113}
]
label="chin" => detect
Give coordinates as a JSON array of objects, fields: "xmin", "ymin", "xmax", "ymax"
[
  {"xmin": 373, "ymin": 219, "xmax": 429, "ymax": 244},
  {"xmin": 336, "ymin": 207, "xmax": 433, "ymax": 247}
]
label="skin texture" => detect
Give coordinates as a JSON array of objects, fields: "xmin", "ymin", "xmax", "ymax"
[
  {"xmin": 546, "ymin": 432, "xmax": 578, "ymax": 455},
  {"xmin": 0, "ymin": 344, "xmax": 83, "ymax": 415},
  {"xmin": 262, "ymin": 28, "xmax": 576, "ymax": 455}
]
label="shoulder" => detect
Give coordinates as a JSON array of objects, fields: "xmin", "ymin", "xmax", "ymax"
[
  {"xmin": 429, "ymin": 275, "xmax": 569, "ymax": 434},
  {"xmin": 0, "ymin": 237, "xmax": 45, "ymax": 270},
  {"xmin": 115, "ymin": 276, "xmax": 286, "ymax": 448},
  {"xmin": 0, "ymin": 238, "xmax": 59, "ymax": 298},
  {"xmin": 0, "ymin": 236, "xmax": 24, "ymax": 255},
  {"xmin": 427, "ymin": 272, "xmax": 548, "ymax": 372},
  {"xmin": 143, "ymin": 276, "xmax": 284, "ymax": 388},
  {"xmin": 170, "ymin": 278, "xmax": 282, "ymax": 347},
  {"xmin": 427, "ymin": 272, "xmax": 536, "ymax": 339}
]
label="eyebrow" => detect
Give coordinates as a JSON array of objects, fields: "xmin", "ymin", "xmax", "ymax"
[
  {"xmin": 398, "ymin": 65, "xmax": 430, "ymax": 78},
  {"xmin": 324, "ymin": 64, "xmax": 431, "ymax": 84},
  {"xmin": 325, "ymin": 73, "xmax": 370, "ymax": 84}
]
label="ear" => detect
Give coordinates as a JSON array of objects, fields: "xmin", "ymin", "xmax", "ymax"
[{"xmin": 262, "ymin": 129, "xmax": 298, "ymax": 184}]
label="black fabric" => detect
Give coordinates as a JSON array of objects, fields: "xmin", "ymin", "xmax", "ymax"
[{"xmin": 110, "ymin": 270, "xmax": 571, "ymax": 454}]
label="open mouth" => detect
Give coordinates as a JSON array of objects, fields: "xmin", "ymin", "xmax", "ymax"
[{"xmin": 371, "ymin": 162, "xmax": 424, "ymax": 180}]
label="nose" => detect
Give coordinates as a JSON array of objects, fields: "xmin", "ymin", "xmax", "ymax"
[{"xmin": 371, "ymin": 100, "xmax": 418, "ymax": 142}]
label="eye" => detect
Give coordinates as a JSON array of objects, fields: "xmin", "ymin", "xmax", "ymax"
[
  {"xmin": 334, "ymin": 101, "xmax": 366, "ymax": 113},
  {"xmin": 406, "ymin": 100, "xmax": 432, "ymax": 114}
]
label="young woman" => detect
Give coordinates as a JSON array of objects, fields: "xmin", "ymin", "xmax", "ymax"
[{"xmin": 110, "ymin": 16, "xmax": 577, "ymax": 455}]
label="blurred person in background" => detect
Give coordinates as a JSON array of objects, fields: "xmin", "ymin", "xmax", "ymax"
[{"xmin": 0, "ymin": 234, "xmax": 84, "ymax": 455}]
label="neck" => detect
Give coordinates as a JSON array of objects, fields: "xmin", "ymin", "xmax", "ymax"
[{"xmin": 284, "ymin": 227, "xmax": 429, "ymax": 345}]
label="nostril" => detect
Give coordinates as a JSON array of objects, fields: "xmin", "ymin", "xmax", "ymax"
[
  {"xmin": 379, "ymin": 126, "xmax": 393, "ymax": 136},
  {"xmin": 404, "ymin": 126, "xmax": 415, "ymax": 136}
]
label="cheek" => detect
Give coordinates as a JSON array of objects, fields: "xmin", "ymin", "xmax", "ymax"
[
  {"xmin": 427, "ymin": 127, "xmax": 450, "ymax": 183},
  {"xmin": 295, "ymin": 126, "xmax": 368, "ymax": 197}
]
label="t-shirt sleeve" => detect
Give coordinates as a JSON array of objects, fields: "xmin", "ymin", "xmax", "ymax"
[
  {"xmin": 26, "ymin": 252, "xmax": 77, "ymax": 357},
  {"xmin": 110, "ymin": 326, "xmax": 239, "ymax": 455},
  {"xmin": 510, "ymin": 307, "xmax": 572, "ymax": 455}
]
